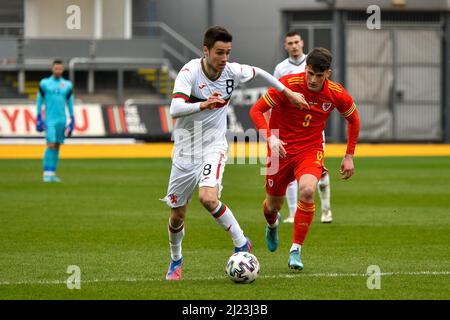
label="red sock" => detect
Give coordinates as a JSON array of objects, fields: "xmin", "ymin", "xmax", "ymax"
[
  {"xmin": 263, "ymin": 200, "xmax": 277, "ymax": 225},
  {"xmin": 293, "ymin": 201, "xmax": 316, "ymax": 245}
]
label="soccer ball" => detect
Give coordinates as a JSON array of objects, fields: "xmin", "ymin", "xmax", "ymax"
[{"xmin": 225, "ymin": 252, "xmax": 260, "ymax": 284}]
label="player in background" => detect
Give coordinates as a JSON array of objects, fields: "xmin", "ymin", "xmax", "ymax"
[
  {"xmin": 273, "ymin": 31, "xmax": 307, "ymax": 80},
  {"xmin": 36, "ymin": 60, "xmax": 75, "ymax": 183},
  {"xmin": 250, "ymin": 48, "xmax": 360, "ymax": 270},
  {"xmin": 163, "ymin": 26, "xmax": 308, "ymax": 281},
  {"xmin": 272, "ymin": 31, "xmax": 333, "ymax": 224}
]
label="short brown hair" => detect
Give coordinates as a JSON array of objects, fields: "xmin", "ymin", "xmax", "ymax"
[
  {"xmin": 203, "ymin": 26, "xmax": 233, "ymax": 50},
  {"xmin": 285, "ymin": 31, "xmax": 300, "ymax": 38},
  {"xmin": 306, "ymin": 48, "xmax": 332, "ymax": 72}
]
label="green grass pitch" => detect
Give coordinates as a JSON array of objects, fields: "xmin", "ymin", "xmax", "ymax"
[{"xmin": 0, "ymin": 157, "xmax": 449, "ymax": 299}]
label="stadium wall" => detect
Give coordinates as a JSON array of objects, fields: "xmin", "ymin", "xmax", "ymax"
[
  {"xmin": 0, "ymin": 103, "xmax": 272, "ymax": 146},
  {"xmin": 0, "ymin": 103, "xmax": 175, "ymax": 140},
  {"xmin": 2, "ymin": 0, "xmax": 450, "ymax": 142},
  {"xmin": 152, "ymin": 0, "xmax": 450, "ymax": 142},
  {"xmin": 0, "ymin": 103, "xmax": 257, "ymax": 141},
  {"xmin": 445, "ymin": 12, "xmax": 450, "ymax": 141},
  {"xmin": 154, "ymin": 0, "xmax": 450, "ymax": 78}
]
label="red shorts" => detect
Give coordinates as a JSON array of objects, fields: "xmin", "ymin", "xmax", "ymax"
[{"xmin": 265, "ymin": 147, "xmax": 326, "ymax": 197}]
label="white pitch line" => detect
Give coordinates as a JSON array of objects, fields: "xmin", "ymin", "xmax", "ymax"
[{"xmin": 0, "ymin": 271, "xmax": 449, "ymax": 286}]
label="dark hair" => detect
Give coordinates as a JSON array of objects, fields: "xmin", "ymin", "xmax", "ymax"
[
  {"xmin": 52, "ymin": 59, "xmax": 63, "ymax": 65},
  {"xmin": 203, "ymin": 26, "xmax": 232, "ymax": 50},
  {"xmin": 285, "ymin": 30, "xmax": 300, "ymax": 38},
  {"xmin": 306, "ymin": 47, "xmax": 332, "ymax": 72}
]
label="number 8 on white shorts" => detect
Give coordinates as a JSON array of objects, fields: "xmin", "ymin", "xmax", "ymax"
[{"xmin": 164, "ymin": 151, "xmax": 228, "ymax": 208}]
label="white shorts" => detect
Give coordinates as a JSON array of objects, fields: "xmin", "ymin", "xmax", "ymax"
[{"xmin": 164, "ymin": 150, "xmax": 228, "ymax": 208}]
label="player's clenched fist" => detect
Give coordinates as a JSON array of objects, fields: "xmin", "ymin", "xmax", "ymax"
[
  {"xmin": 283, "ymin": 88, "xmax": 310, "ymax": 110},
  {"xmin": 268, "ymin": 135, "xmax": 287, "ymax": 159},
  {"xmin": 340, "ymin": 154, "xmax": 355, "ymax": 180},
  {"xmin": 36, "ymin": 114, "xmax": 45, "ymax": 132},
  {"xmin": 200, "ymin": 91, "xmax": 225, "ymax": 110}
]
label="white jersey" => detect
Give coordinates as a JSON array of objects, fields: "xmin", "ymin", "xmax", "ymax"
[
  {"xmin": 273, "ymin": 54, "xmax": 307, "ymax": 79},
  {"xmin": 171, "ymin": 58, "xmax": 255, "ymax": 162}
]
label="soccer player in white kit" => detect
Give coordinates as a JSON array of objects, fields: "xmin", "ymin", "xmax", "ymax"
[
  {"xmin": 164, "ymin": 26, "xmax": 309, "ymax": 280},
  {"xmin": 272, "ymin": 31, "xmax": 333, "ymax": 224}
]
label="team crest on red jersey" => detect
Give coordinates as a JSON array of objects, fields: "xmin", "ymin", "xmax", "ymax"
[{"xmin": 322, "ymin": 102, "xmax": 332, "ymax": 112}]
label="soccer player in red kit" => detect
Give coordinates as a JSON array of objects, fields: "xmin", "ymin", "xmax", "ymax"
[{"xmin": 249, "ymin": 48, "xmax": 360, "ymax": 270}]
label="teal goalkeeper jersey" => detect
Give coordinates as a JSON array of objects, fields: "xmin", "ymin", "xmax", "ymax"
[{"xmin": 37, "ymin": 76, "xmax": 74, "ymax": 125}]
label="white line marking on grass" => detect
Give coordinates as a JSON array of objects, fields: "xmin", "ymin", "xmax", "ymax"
[{"xmin": 0, "ymin": 271, "xmax": 449, "ymax": 286}]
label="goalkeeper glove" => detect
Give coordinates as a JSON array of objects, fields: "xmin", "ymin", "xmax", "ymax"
[
  {"xmin": 66, "ymin": 116, "xmax": 75, "ymax": 137},
  {"xmin": 36, "ymin": 115, "xmax": 45, "ymax": 132}
]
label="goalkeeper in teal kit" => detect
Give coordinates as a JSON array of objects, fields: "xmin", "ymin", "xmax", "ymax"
[{"xmin": 36, "ymin": 60, "xmax": 75, "ymax": 182}]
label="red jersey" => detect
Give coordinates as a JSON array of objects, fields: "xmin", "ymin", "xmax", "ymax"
[{"xmin": 256, "ymin": 72, "xmax": 358, "ymax": 155}]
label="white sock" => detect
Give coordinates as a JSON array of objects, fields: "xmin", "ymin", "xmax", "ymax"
[
  {"xmin": 290, "ymin": 243, "xmax": 302, "ymax": 253},
  {"xmin": 211, "ymin": 201, "xmax": 246, "ymax": 248},
  {"xmin": 168, "ymin": 220, "xmax": 184, "ymax": 261},
  {"xmin": 286, "ymin": 180, "xmax": 298, "ymax": 217},
  {"xmin": 268, "ymin": 217, "xmax": 279, "ymax": 229},
  {"xmin": 318, "ymin": 173, "xmax": 331, "ymax": 211},
  {"xmin": 43, "ymin": 171, "xmax": 55, "ymax": 177}
]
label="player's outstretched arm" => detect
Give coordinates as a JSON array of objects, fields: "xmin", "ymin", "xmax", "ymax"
[
  {"xmin": 170, "ymin": 98, "xmax": 201, "ymax": 118},
  {"xmin": 170, "ymin": 92, "xmax": 225, "ymax": 118},
  {"xmin": 252, "ymin": 67, "xmax": 309, "ymax": 110},
  {"xmin": 340, "ymin": 107, "xmax": 360, "ymax": 180}
]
